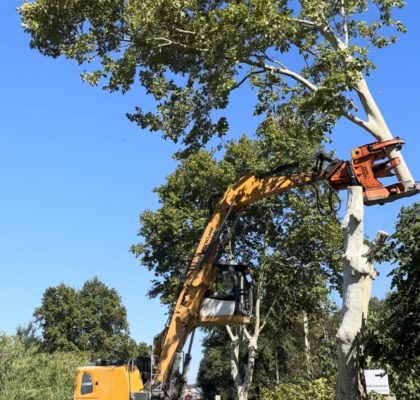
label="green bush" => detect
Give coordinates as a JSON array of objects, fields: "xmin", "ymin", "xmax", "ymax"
[
  {"xmin": 261, "ymin": 377, "xmax": 336, "ymax": 400},
  {"xmin": 261, "ymin": 376, "xmax": 386, "ymax": 400},
  {"xmin": 0, "ymin": 333, "xmax": 89, "ymax": 400}
]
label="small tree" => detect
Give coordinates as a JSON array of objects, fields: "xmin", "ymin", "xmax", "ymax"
[
  {"xmin": 34, "ymin": 277, "xmax": 136, "ymax": 356},
  {"xmin": 33, "ymin": 282, "xmax": 82, "ymax": 352}
]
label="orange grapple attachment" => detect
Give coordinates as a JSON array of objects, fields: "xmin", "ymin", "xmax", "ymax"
[{"xmin": 326, "ymin": 138, "xmax": 420, "ymax": 206}]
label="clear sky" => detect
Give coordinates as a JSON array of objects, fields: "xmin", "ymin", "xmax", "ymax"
[{"xmin": 1, "ymin": 0, "xmax": 419, "ymax": 383}]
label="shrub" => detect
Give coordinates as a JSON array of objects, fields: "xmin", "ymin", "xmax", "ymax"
[{"xmin": 0, "ymin": 333, "xmax": 89, "ymax": 400}]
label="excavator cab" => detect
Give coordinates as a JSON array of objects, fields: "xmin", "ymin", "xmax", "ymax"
[{"xmin": 199, "ymin": 261, "xmax": 253, "ymax": 326}]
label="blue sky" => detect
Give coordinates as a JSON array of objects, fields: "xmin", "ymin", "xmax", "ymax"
[{"xmin": 1, "ymin": 1, "xmax": 419, "ymax": 382}]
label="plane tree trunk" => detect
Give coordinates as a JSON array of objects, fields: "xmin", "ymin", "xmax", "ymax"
[{"xmin": 336, "ymin": 186, "xmax": 388, "ymax": 400}]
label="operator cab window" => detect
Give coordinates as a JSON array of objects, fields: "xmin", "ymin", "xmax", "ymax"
[
  {"xmin": 206, "ymin": 270, "xmax": 235, "ymax": 300},
  {"xmin": 81, "ymin": 372, "xmax": 93, "ymax": 395}
]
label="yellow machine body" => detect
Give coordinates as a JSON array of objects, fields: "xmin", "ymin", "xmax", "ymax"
[{"xmin": 74, "ymin": 365, "xmax": 144, "ymax": 400}]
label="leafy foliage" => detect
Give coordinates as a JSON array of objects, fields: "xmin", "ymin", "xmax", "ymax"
[
  {"xmin": 368, "ymin": 202, "xmax": 420, "ymax": 361},
  {"xmin": 33, "ymin": 276, "xmax": 143, "ymax": 357},
  {"xmin": 196, "ymin": 328, "xmax": 236, "ymax": 400},
  {"xmin": 197, "ymin": 308, "xmax": 340, "ymax": 400},
  {"xmin": 260, "ymin": 376, "xmax": 336, "ymax": 400},
  {"xmin": 261, "ymin": 377, "xmax": 385, "ymax": 400},
  {"xmin": 0, "ymin": 333, "xmax": 89, "ymax": 400},
  {"xmin": 18, "ymin": 0, "xmax": 406, "ymax": 157}
]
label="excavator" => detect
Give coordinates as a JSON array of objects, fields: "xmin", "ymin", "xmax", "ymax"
[{"xmin": 74, "ymin": 138, "xmax": 419, "ymax": 400}]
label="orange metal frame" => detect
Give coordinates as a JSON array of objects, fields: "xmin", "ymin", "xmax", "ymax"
[{"xmin": 326, "ymin": 138, "xmax": 416, "ymax": 205}]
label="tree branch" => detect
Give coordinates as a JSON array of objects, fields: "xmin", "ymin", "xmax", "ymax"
[
  {"xmin": 242, "ymin": 338, "xmax": 257, "ymax": 394},
  {"xmin": 172, "ymin": 27, "xmax": 195, "ymax": 35},
  {"xmin": 226, "ymin": 325, "xmax": 236, "ymax": 341},
  {"xmin": 364, "ymin": 230, "xmax": 389, "ymax": 258},
  {"xmin": 259, "ymin": 298, "xmax": 278, "ymax": 334},
  {"xmin": 291, "ymin": 17, "xmax": 317, "ymax": 29},
  {"xmin": 241, "ymin": 58, "xmax": 317, "ymax": 91},
  {"xmin": 154, "ymin": 36, "xmax": 203, "ymax": 51},
  {"xmin": 340, "ymin": 0, "xmax": 349, "ymax": 47},
  {"xmin": 342, "ymin": 109, "xmax": 376, "ymax": 136},
  {"xmin": 263, "ymin": 52, "xmax": 288, "ymax": 70},
  {"xmin": 232, "ymin": 70, "xmax": 265, "ymax": 91},
  {"xmin": 243, "ymin": 327, "xmax": 252, "ymax": 341},
  {"xmin": 241, "ymin": 58, "xmax": 373, "ymax": 135}
]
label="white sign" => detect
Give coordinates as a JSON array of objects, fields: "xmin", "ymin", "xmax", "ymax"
[
  {"xmin": 215, "ymin": 396, "xmax": 221, "ymax": 400},
  {"xmin": 365, "ymin": 369, "xmax": 390, "ymax": 395}
]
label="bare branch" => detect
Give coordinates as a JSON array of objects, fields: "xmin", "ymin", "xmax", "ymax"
[
  {"xmin": 342, "ymin": 109, "xmax": 376, "ymax": 135},
  {"xmin": 318, "ymin": 23, "xmax": 346, "ymax": 49},
  {"xmin": 263, "ymin": 52, "xmax": 288, "ymax": 70},
  {"xmin": 154, "ymin": 36, "xmax": 203, "ymax": 51},
  {"xmin": 340, "ymin": 0, "xmax": 349, "ymax": 46},
  {"xmin": 243, "ymin": 328, "xmax": 252, "ymax": 341},
  {"xmin": 232, "ymin": 69, "xmax": 265, "ymax": 91},
  {"xmin": 241, "ymin": 58, "xmax": 374, "ymax": 135},
  {"xmin": 173, "ymin": 27, "xmax": 195, "ymax": 35},
  {"xmin": 226, "ymin": 325, "xmax": 236, "ymax": 341},
  {"xmin": 291, "ymin": 17, "xmax": 317, "ymax": 28},
  {"xmin": 364, "ymin": 230, "xmax": 389, "ymax": 257},
  {"xmin": 242, "ymin": 342, "xmax": 256, "ymax": 393},
  {"xmin": 241, "ymin": 58, "xmax": 318, "ymax": 91},
  {"xmin": 259, "ymin": 299, "xmax": 278, "ymax": 334}
]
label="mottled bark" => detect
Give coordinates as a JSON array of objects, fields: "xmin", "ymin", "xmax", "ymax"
[{"xmin": 336, "ymin": 187, "xmax": 388, "ymax": 400}]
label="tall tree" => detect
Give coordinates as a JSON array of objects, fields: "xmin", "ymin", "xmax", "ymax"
[
  {"xmin": 33, "ymin": 282, "xmax": 82, "ymax": 352},
  {"xmin": 18, "ymin": 0, "xmax": 415, "ymax": 184},
  {"xmin": 33, "ymin": 277, "xmax": 139, "ymax": 356}
]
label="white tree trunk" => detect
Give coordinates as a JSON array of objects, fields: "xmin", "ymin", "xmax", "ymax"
[
  {"xmin": 303, "ymin": 311, "xmax": 312, "ymax": 378},
  {"xmin": 226, "ymin": 325, "xmax": 258, "ymax": 400},
  {"xmin": 275, "ymin": 349, "xmax": 280, "ymax": 384},
  {"xmin": 336, "ymin": 187, "xmax": 388, "ymax": 400},
  {"xmin": 226, "ymin": 228, "xmax": 277, "ymax": 400}
]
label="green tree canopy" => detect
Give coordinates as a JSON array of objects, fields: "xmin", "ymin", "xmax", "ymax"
[
  {"xmin": 33, "ymin": 276, "xmax": 142, "ymax": 357},
  {"xmin": 368, "ymin": 201, "xmax": 420, "ymax": 362},
  {"xmin": 18, "ymin": 0, "xmax": 406, "ymax": 158}
]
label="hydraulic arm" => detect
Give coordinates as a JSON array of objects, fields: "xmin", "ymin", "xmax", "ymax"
[{"xmin": 73, "ymin": 139, "xmax": 419, "ymax": 400}]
